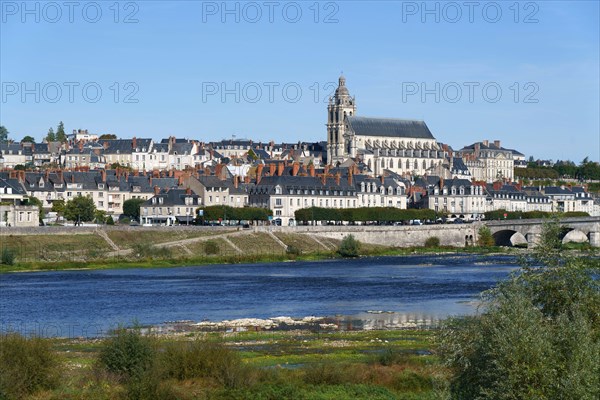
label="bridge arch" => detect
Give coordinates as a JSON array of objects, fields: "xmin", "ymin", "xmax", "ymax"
[
  {"xmin": 492, "ymin": 230, "xmax": 528, "ymax": 247},
  {"xmin": 562, "ymin": 229, "xmax": 589, "ymax": 245}
]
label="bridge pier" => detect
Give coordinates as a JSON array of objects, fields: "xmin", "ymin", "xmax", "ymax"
[
  {"xmin": 526, "ymin": 233, "xmax": 540, "ymax": 249},
  {"xmin": 590, "ymin": 232, "xmax": 600, "ymax": 248}
]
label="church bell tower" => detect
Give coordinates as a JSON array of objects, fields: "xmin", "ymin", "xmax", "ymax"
[{"xmin": 327, "ymin": 75, "xmax": 356, "ymax": 164}]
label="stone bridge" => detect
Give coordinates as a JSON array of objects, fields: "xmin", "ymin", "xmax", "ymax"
[
  {"xmin": 265, "ymin": 224, "xmax": 480, "ymax": 248},
  {"xmin": 485, "ymin": 217, "xmax": 600, "ymax": 248}
]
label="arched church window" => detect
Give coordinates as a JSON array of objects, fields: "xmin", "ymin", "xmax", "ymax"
[
  {"xmin": 406, "ymin": 160, "xmax": 410, "ymax": 169},
  {"xmin": 398, "ymin": 159, "xmax": 402, "ymax": 169},
  {"xmin": 381, "ymin": 159, "xmax": 385, "ymax": 168},
  {"xmin": 414, "ymin": 160, "xmax": 418, "ymax": 169},
  {"xmin": 422, "ymin": 160, "xmax": 427, "ymax": 169}
]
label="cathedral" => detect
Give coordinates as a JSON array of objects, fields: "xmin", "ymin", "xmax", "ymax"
[{"xmin": 326, "ymin": 76, "xmax": 446, "ymax": 176}]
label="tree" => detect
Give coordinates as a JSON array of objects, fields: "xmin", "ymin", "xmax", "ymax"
[
  {"xmin": 477, "ymin": 226, "xmax": 495, "ymax": 247},
  {"xmin": 45, "ymin": 128, "xmax": 56, "ymax": 142},
  {"xmin": 94, "ymin": 210, "xmax": 107, "ymax": 224},
  {"xmin": 439, "ymin": 218, "xmax": 600, "ymax": 400},
  {"xmin": 51, "ymin": 199, "xmax": 65, "ymax": 223},
  {"xmin": 21, "ymin": 135, "xmax": 35, "ymax": 143},
  {"xmin": 63, "ymin": 195, "xmax": 96, "ymax": 225},
  {"xmin": 338, "ymin": 234, "xmax": 360, "ymax": 257},
  {"xmin": 123, "ymin": 198, "xmax": 145, "ymax": 221},
  {"xmin": 99, "ymin": 134, "xmax": 117, "ymax": 140},
  {"xmin": 56, "ymin": 121, "xmax": 66, "ymax": 142},
  {"xmin": 0, "ymin": 125, "xmax": 8, "ymax": 143}
]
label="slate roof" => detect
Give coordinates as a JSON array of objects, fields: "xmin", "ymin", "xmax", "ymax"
[
  {"xmin": 251, "ymin": 175, "xmax": 356, "ymax": 195},
  {"xmin": 347, "ymin": 116, "xmax": 435, "ymax": 139},
  {"xmin": 142, "ymin": 189, "xmax": 199, "ymax": 207},
  {"xmin": 451, "ymin": 157, "xmax": 470, "ymax": 175},
  {"xmin": 0, "ymin": 178, "xmax": 27, "ymax": 195}
]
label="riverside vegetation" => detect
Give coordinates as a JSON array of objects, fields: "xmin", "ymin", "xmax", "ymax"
[{"xmin": 1, "ymin": 219, "xmax": 598, "ymax": 399}]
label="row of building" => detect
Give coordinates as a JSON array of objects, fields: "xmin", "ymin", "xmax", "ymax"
[{"xmin": 1, "ymin": 163, "xmax": 597, "ymax": 227}]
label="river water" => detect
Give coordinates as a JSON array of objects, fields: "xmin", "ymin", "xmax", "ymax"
[{"xmin": 0, "ymin": 254, "xmax": 518, "ymax": 337}]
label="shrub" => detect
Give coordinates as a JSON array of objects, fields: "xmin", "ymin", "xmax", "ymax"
[
  {"xmin": 1, "ymin": 248, "xmax": 15, "ymax": 265},
  {"xmin": 204, "ymin": 240, "xmax": 220, "ymax": 255},
  {"xmin": 338, "ymin": 234, "xmax": 360, "ymax": 257},
  {"xmin": 439, "ymin": 219, "xmax": 600, "ymax": 400},
  {"xmin": 97, "ymin": 327, "xmax": 155, "ymax": 381},
  {"xmin": 106, "ymin": 215, "xmax": 115, "ymax": 225},
  {"xmin": 477, "ymin": 226, "xmax": 495, "ymax": 247},
  {"xmin": 0, "ymin": 333, "xmax": 62, "ymax": 399},
  {"xmin": 132, "ymin": 243, "xmax": 173, "ymax": 259},
  {"xmin": 424, "ymin": 237, "xmax": 440, "ymax": 248},
  {"xmin": 158, "ymin": 339, "xmax": 253, "ymax": 389},
  {"xmin": 286, "ymin": 245, "xmax": 301, "ymax": 256}
]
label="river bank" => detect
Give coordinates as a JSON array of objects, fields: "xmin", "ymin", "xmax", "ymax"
[
  {"xmin": 2, "ymin": 327, "xmax": 444, "ymax": 400},
  {"xmin": 0, "ymin": 226, "xmax": 516, "ymax": 273}
]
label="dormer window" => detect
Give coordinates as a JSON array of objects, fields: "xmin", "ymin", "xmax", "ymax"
[
  {"xmin": 159, "ymin": 198, "xmax": 164, "ymax": 205},
  {"xmin": 275, "ymin": 185, "xmax": 282, "ymax": 195},
  {"xmin": 152, "ymin": 198, "xmax": 156, "ymax": 204}
]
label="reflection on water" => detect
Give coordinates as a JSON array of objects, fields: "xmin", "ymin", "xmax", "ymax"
[{"xmin": 0, "ymin": 254, "xmax": 518, "ymax": 337}]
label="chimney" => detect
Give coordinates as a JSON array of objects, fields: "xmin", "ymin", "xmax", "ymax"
[
  {"xmin": 78, "ymin": 140, "xmax": 83, "ymax": 152},
  {"xmin": 309, "ymin": 164, "xmax": 315, "ymax": 177},
  {"xmin": 292, "ymin": 162, "xmax": 299, "ymax": 176},
  {"xmin": 380, "ymin": 175, "xmax": 385, "ymax": 184},
  {"xmin": 244, "ymin": 175, "xmax": 250, "ymax": 184},
  {"xmin": 44, "ymin": 169, "xmax": 49, "ymax": 180},
  {"xmin": 234, "ymin": 175, "xmax": 239, "ymax": 189},
  {"xmin": 71, "ymin": 174, "xmax": 75, "ymax": 183},
  {"xmin": 154, "ymin": 185, "xmax": 160, "ymax": 195},
  {"xmin": 269, "ymin": 163, "xmax": 276, "ymax": 176},
  {"xmin": 103, "ymin": 141, "xmax": 109, "ymax": 150},
  {"xmin": 439, "ymin": 177, "xmax": 444, "ymax": 190},
  {"xmin": 474, "ymin": 143, "xmax": 480, "ymax": 156},
  {"xmin": 494, "ymin": 140, "xmax": 501, "ymax": 148},
  {"xmin": 335, "ymin": 173, "xmax": 341, "ymax": 186},
  {"xmin": 149, "ymin": 176, "xmax": 152, "ymax": 186},
  {"xmin": 482, "ymin": 140, "xmax": 489, "ymax": 147},
  {"xmin": 58, "ymin": 170, "xmax": 63, "ymax": 182},
  {"xmin": 493, "ymin": 181, "xmax": 502, "ymax": 191},
  {"xmin": 348, "ymin": 167, "xmax": 353, "ymax": 185},
  {"xmin": 178, "ymin": 175, "xmax": 185, "ymax": 186},
  {"xmin": 321, "ymin": 174, "xmax": 326, "ymax": 185},
  {"xmin": 256, "ymin": 164, "xmax": 264, "ymax": 184},
  {"xmin": 101, "ymin": 169, "xmax": 106, "ymax": 182},
  {"xmin": 324, "ymin": 164, "xmax": 330, "ymax": 175},
  {"xmin": 186, "ymin": 187, "xmax": 192, "ymax": 195},
  {"xmin": 132, "ymin": 137, "xmax": 137, "ymax": 149},
  {"xmin": 277, "ymin": 162, "xmax": 284, "ymax": 176}
]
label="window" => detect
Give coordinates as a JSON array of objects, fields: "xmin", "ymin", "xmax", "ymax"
[{"xmin": 275, "ymin": 198, "xmax": 282, "ymax": 206}]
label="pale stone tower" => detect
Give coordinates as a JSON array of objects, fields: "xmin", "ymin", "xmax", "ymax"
[{"xmin": 327, "ymin": 75, "xmax": 356, "ymax": 164}]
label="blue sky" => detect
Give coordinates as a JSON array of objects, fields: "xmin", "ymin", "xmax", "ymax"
[{"xmin": 1, "ymin": 0, "xmax": 599, "ymax": 162}]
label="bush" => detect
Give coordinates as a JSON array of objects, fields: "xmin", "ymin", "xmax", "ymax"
[
  {"xmin": 97, "ymin": 327, "xmax": 155, "ymax": 381},
  {"xmin": 1, "ymin": 248, "xmax": 15, "ymax": 265},
  {"xmin": 158, "ymin": 339, "xmax": 253, "ymax": 389},
  {"xmin": 286, "ymin": 245, "xmax": 301, "ymax": 256},
  {"xmin": 132, "ymin": 243, "xmax": 173, "ymax": 259},
  {"xmin": 0, "ymin": 333, "xmax": 62, "ymax": 399},
  {"xmin": 106, "ymin": 215, "xmax": 115, "ymax": 225},
  {"xmin": 204, "ymin": 240, "xmax": 220, "ymax": 255},
  {"xmin": 338, "ymin": 234, "xmax": 360, "ymax": 257},
  {"xmin": 439, "ymin": 219, "xmax": 600, "ymax": 400},
  {"xmin": 424, "ymin": 237, "xmax": 440, "ymax": 248},
  {"xmin": 477, "ymin": 226, "xmax": 495, "ymax": 247}
]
